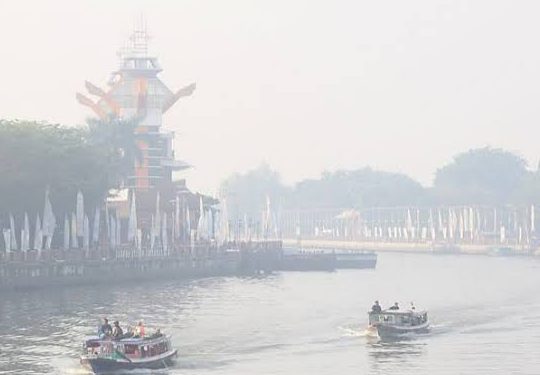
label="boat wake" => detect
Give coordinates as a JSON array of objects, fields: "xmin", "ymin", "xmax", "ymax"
[{"xmin": 339, "ymin": 326, "xmax": 380, "ymax": 339}]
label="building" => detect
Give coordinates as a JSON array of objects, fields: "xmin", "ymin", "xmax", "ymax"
[{"xmin": 76, "ymin": 24, "xmax": 195, "ymax": 192}]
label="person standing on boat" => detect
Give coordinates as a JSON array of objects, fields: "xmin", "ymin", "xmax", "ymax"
[
  {"xmin": 389, "ymin": 302, "xmax": 399, "ymax": 310},
  {"xmin": 99, "ymin": 318, "xmax": 113, "ymax": 337},
  {"xmin": 371, "ymin": 300, "xmax": 382, "ymax": 313}
]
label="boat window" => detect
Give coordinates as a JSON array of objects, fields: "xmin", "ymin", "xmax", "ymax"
[
  {"xmin": 100, "ymin": 342, "xmax": 113, "ymax": 355},
  {"xmin": 85, "ymin": 341, "xmax": 100, "ymax": 348},
  {"xmin": 124, "ymin": 344, "xmax": 138, "ymax": 355},
  {"xmin": 156, "ymin": 341, "xmax": 168, "ymax": 354}
]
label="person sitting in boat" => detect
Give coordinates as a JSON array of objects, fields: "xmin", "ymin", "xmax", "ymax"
[
  {"xmin": 154, "ymin": 328, "xmax": 163, "ymax": 338},
  {"xmin": 112, "ymin": 321, "xmax": 124, "ymax": 339},
  {"xmin": 98, "ymin": 318, "xmax": 113, "ymax": 338},
  {"xmin": 124, "ymin": 325, "xmax": 135, "ymax": 338},
  {"xmin": 371, "ymin": 300, "xmax": 382, "ymax": 313},
  {"xmin": 388, "ymin": 302, "xmax": 399, "ymax": 310},
  {"xmin": 409, "ymin": 302, "xmax": 416, "ymax": 311},
  {"xmin": 134, "ymin": 321, "xmax": 145, "ymax": 338}
]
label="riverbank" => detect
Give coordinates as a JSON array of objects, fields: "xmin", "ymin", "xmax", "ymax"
[
  {"xmin": 284, "ymin": 238, "xmax": 537, "ymax": 256},
  {"xmin": 0, "ymin": 241, "xmax": 283, "ymax": 291}
]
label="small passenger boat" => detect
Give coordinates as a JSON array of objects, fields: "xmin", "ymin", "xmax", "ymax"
[
  {"xmin": 80, "ymin": 333, "xmax": 177, "ymax": 373},
  {"xmin": 368, "ymin": 309, "xmax": 430, "ymax": 338}
]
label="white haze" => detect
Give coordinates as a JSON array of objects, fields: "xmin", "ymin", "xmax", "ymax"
[{"xmin": 1, "ymin": 0, "xmax": 539, "ymax": 194}]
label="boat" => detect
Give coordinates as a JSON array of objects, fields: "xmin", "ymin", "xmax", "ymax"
[
  {"xmin": 335, "ymin": 251, "xmax": 377, "ymax": 269},
  {"xmin": 368, "ymin": 309, "xmax": 430, "ymax": 339},
  {"xmin": 280, "ymin": 252, "xmax": 336, "ymax": 271},
  {"xmin": 80, "ymin": 333, "xmax": 177, "ymax": 373}
]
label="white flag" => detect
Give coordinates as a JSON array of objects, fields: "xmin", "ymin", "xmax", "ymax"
[
  {"xmin": 42, "ymin": 188, "xmax": 56, "ymax": 244},
  {"xmin": 63, "ymin": 214, "xmax": 70, "ymax": 250},
  {"xmin": 33, "ymin": 214, "xmax": 43, "ymax": 251},
  {"xmin": 128, "ymin": 190, "xmax": 138, "ymax": 243},
  {"xmin": 76, "ymin": 190, "xmax": 84, "ymax": 235},
  {"xmin": 83, "ymin": 215, "xmax": 90, "ymax": 251},
  {"xmin": 162, "ymin": 213, "xmax": 168, "ymax": 255},
  {"xmin": 9, "ymin": 213, "xmax": 18, "ymax": 251},
  {"xmin": 22, "ymin": 213, "xmax": 30, "ymax": 252},
  {"xmin": 92, "ymin": 207, "xmax": 100, "ymax": 244},
  {"xmin": 71, "ymin": 212, "xmax": 78, "ymax": 248},
  {"xmin": 3, "ymin": 229, "xmax": 11, "ymax": 254}
]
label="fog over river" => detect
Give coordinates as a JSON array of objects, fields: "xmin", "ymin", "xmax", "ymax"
[{"xmin": 1, "ymin": 252, "xmax": 539, "ymax": 375}]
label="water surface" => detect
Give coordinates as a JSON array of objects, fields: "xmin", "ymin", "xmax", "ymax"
[{"xmin": 1, "ymin": 253, "xmax": 539, "ymax": 374}]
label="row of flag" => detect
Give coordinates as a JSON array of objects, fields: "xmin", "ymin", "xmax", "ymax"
[
  {"xmin": 2, "ymin": 189, "xmax": 221, "ymax": 255},
  {"xmin": 288, "ymin": 205, "xmax": 537, "ymax": 243}
]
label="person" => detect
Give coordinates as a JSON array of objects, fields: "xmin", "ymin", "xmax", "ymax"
[
  {"xmin": 135, "ymin": 321, "xmax": 145, "ymax": 338},
  {"xmin": 99, "ymin": 318, "xmax": 113, "ymax": 337},
  {"xmin": 389, "ymin": 302, "xmax": 399, "ymax": 310},
  {"xmin": 124, "ymin": 325, "xmax": 134, "ymax": 338},
  {"xmin": 112, "ymin": 321, "xmax": 124, "ymax": 338},
  {"xmin": 371, "ymin": 300, "xmax": 382, "ymax": 313},
  {"xmin": 410, "ymin": 302, "xmax": 416, "ymax": 311}
]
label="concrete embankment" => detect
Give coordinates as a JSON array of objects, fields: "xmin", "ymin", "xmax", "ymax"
[
  {"xmin": 283, "ymin": 239, "xmax": 535, "ymax": 256},
  {"xmin": 0, "ymin": 255, "xmax": 240, "ymax": 291},
  {"xmin": 0, "ymin": 241, "xmax": 284, "ymax": 291}
]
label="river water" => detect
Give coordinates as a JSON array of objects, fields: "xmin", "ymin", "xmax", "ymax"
[{"xmin": 1, "ymin": 252, "xmax": 539, "ymax": 375}]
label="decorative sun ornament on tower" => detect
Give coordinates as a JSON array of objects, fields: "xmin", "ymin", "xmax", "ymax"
[{"xmin": 77, "ymin": 23, "xmax": 195, "ymax": 192}]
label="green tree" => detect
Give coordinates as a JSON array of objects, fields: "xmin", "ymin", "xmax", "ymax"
[
  {"xmin": 433, "ymin": 147, "xmax": 528, "ymax": 205},
  {"xmin": 0, "ymin": 120, "xmax": 111, "ymax": 217},
  {"xmin": 220, "ymin": 163, "xmax": 287, "ymax": 219},
  {"xmin": 87, "ymin": 116, "xmax": 143, "ymax": 188},
  {"xmin": 289, "ymin": 168, "xmax": 426, "ymax": 209}
]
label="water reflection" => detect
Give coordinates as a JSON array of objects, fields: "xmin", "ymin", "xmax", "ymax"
[{"xmin": 367, "ymin": 339, "xmax": 426, "ymax": 370}]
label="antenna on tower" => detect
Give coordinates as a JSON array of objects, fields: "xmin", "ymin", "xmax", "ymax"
[
  {"xmin": 116, "ymin": 14, "xmax": 151, "ymax": 66},
  {"xmin": 129, "ymin": 14, "xmax": 150, "ymax": 57}
]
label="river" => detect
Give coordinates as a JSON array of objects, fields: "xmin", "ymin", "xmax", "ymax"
[{"xmin": 1, "ymin": 252, "xmax": 539, "ymax": 374}]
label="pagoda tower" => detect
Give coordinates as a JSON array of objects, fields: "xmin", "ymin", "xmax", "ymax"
[{"xmin": 76, "ymin": 24, "xmax": 195, "ymax": 193}]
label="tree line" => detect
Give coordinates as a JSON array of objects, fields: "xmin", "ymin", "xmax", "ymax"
[
  {"xmin": 0, "ymin": 118, "xmax": 139, "ymax": 219},
  {"xmin": 1, "ymin": 119, "xmax": 538, "ymax": 219},
  {"xmin": 220, "ymin": 147, "xmax": 540, "ymax": 215}
]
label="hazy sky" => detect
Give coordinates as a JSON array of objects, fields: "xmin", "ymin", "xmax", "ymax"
[{"xmin": 1, "ymin": 0, "xmax": 539, "ymax": 194}]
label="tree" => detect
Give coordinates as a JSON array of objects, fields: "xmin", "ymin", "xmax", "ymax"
[
  {"xmin": 220, "ymin": 163, "xmax": 287, "ymax": 219},
  {"xmin": 288, "ymin": 168, "xmax": 426, "ymax": 209},
  {"xmin": 0, "ymin": 120, "xmax": 111, "ymax": 217},
  {"xmin": 433, "ymin": 147, "xmax": 528, "ymax": 205},
  {"xmin": 87, "ymin": 116, "xmax": 143, "ymax": 189}
]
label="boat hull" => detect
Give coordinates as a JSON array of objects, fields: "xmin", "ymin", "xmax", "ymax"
[
  {"xmin": 374, "ymin": 323, "xmax": 430, "ymax": 338},
  {"xmin": 335, "ymin": 253, "xmax": 377, "ymax": 269},
  {"xmin": 81, "ymin": 350, "xmax": 177, "ymax": 373}
]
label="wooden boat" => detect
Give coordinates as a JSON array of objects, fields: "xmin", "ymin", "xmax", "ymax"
[
  {"xmin": 368, "ymin": 309, "xmax": 430, "ymax": 338},
  {"xmin": 80, "ymin": 333, "xmax": 177, "ymax": 373}
]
